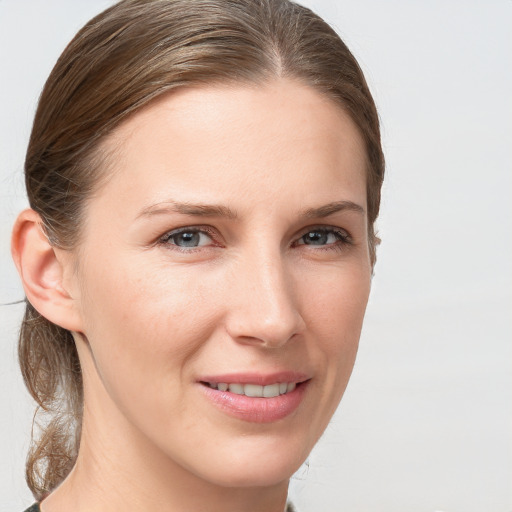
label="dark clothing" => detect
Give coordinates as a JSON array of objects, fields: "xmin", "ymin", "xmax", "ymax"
[{"xmin": 25, "ymin": 502, "xmax": 297, "ymax": 511}]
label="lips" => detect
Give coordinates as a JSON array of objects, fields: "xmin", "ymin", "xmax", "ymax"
[{"xmin": 198, "ymin": 372, "xmax": 310, "ymax": 423}]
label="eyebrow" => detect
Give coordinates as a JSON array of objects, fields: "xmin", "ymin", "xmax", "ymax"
[
  {"xmin": 137, "ymin": 201, "xmax": 238, "ymax": 220},
  {"xmin": 302, "ymin": 200, "xmax": 365, "ymax": 218},
  {"xmin": 136, "ymin": 199, "xmax": 364, "ymax": 221}
]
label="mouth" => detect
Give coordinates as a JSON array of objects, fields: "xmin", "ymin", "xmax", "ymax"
[{"xmin": 198, "ymin": 374, "xmax": 310, "ymax": 423}]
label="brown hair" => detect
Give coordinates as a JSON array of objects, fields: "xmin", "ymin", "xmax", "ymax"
[{"xmin": 20, "ymin": 0, "xmax": 384, "ymax": 499}]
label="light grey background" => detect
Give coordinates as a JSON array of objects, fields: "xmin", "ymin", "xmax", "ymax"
[{"xmin": 1, "ymin": 1, "xmax": 511, "ymax": 511}]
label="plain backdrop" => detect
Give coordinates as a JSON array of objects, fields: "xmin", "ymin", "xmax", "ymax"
[{"xmin": 1, "ymin": 1, "xmax": 511, "ymax": 511}]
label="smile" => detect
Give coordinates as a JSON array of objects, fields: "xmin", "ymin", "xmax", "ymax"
[
  {"xmin": 205, "ymin": 382, "xmax": 297, "ymax": 397},
  {"xmin": 199, "ymin": 376, "xmax": 309, "ymax": 423}
]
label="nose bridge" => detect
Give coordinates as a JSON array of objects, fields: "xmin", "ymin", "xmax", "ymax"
[{"xmin": 227, "ymin": 243, "xmax": 303, "ymax": 347}]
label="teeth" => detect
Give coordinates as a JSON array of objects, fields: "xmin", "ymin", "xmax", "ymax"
[
  {"xmin": 228, "ymin": 383, "xmax": 244, "ymax": 395},
  {"xmin": 263, "ymin": 383, "xmax": 280, "ymax": 398},
  {"xmin": 244, "ymin": 384, "xmax": 263, "ymax": 397},
  {"xmin": 208, "ymin": 381, "xmax": 298, "ymax": 397}
]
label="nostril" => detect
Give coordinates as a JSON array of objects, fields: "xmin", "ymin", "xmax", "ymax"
[{"xmin": 234, "ymin": 330, "xmax": 299, "ymax": 349}]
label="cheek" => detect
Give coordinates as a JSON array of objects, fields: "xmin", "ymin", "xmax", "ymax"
[
  {"xmin": 75, "ymin": 257, "xmax": 225, "ymax": 442},
  {"xmin": 77, "ymin": 256, "xmax": 221, "ymax": 389},
  {"xmin": 300, "ymin": 261, "xmax": 370, "ymax": 344},
  {"xmin": 298, "ymin": 262, "xmax": 370, "ymax": 397}
]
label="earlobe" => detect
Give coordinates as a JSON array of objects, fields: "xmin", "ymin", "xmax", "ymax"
[{"xmin": 11, "ymin": 209, "xmax": 83, "ymax": 332}]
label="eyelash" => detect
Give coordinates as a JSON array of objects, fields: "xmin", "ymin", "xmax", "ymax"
[{"xmin": 157, "ymin": 225, "xmax": 352, "ymax": 253}]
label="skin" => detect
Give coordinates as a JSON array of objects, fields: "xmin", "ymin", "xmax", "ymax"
[{"xmin": 13, "ymin": 79, "xmax": 371, "ymax": 512}]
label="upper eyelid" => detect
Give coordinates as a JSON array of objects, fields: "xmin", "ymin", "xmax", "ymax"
[
  {"xmin": 300, "ymin": 224, "xmax": 348, "ymax": 233},
  {"xmin": 160, "ymin": 225, "xmax": 216, "ymax": 238}
]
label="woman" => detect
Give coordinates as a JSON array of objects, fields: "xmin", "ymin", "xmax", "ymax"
[{"xmin": 11, "ymin": 0, "xmax": 384, "ymax": 510}]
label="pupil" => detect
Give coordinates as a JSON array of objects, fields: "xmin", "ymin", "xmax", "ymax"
[
  {"xmin": 304, "ymin": 231, "xmax": 327, "ymax": 245},
  {"xmin": 176, "ymin": 232, "xmax": 199, "ymax": 247}
]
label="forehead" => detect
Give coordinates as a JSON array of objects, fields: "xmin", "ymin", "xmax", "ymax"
[{"xmin": 94, "ymin": 79, "xmax": 367, "ymax": 218}]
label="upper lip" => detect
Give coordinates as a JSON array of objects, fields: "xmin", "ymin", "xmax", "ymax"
[{"xmin": 198, "ymin": 371, "xmax": 311, "ymax": 386}]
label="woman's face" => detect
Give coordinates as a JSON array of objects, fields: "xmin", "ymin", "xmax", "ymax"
[{"xmin": 69, "ymin": 79, "xmax": 371, "ymax": 488}]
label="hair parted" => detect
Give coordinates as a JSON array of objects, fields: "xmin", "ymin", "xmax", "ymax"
[{"xmin": 20, "ymin": 0, "xmax": 384, "ymax": 499}]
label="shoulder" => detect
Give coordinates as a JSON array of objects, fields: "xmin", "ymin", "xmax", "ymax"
[{"xmin": 23, "ymin": 505, "xmax": 40, "ymax": 512}]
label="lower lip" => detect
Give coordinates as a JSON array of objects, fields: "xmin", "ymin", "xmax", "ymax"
[{"xmin": 199, "ymin": 382, "xmax": 309, "ymax": 423}]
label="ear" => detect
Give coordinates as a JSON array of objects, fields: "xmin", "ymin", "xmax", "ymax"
[{"xmin": 11, "ymin": 209, "xmax": 83, "ymax": 332}]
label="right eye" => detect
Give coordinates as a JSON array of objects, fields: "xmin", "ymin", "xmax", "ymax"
[{"xmin": 159, "ymin": 228, "xmax": 214, "ymax": 249}]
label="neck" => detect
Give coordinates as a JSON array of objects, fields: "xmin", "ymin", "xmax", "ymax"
[{"xmin": 40, "ymin": 402, "xmax": 290, "ymax": 512}]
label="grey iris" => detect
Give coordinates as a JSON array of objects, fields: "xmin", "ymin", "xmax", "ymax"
[
  {"xmin": 303, "ymin": 231, "xmax": 328, "ymax": 245},
  {"xmin": 175, "ymin": 232, "xmax": 200, "ymax": 247}
]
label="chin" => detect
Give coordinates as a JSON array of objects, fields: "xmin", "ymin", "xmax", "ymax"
[
  {"xmin": 190, "ymin": 437, "xmax": 310, "ymax": 488},
  {"xmin": 204, "ymin": 461, "xmax": 301, "ymax": 489}
]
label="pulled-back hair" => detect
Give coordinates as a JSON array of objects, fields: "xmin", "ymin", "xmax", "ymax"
[{"xmin": 20, "ymin": 0, "xmax": 384, "ymax": 500}]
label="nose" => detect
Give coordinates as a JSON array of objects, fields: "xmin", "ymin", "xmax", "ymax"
[{"xmin": 224, "ymin": 249, "xmax": 305, "ymax": 349}]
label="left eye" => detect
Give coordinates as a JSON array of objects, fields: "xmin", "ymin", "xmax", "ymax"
[
  {"xmin": 161, "ymin": 229, "xmax": 212, "ymax": 248},
  {"xmin": 296, "ymin": 229, "xmax": 347, "ymax": 246}
]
